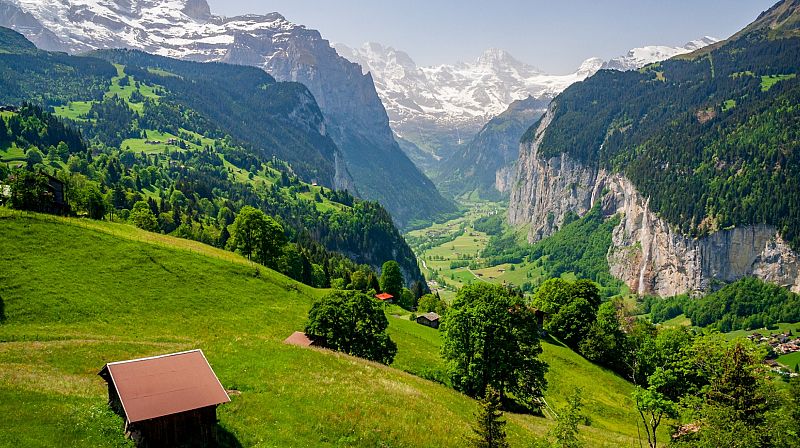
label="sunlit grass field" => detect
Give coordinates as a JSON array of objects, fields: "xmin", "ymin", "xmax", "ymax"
[
  {"xmin": 0, "ymin": 209, "xmax": 648, "ymax": 446},
  {"xmin": 411, "ymin": 204, "xmax": 568, "ymax": 301}
]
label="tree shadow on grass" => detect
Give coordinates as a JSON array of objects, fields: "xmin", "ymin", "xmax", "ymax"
[
  {"xmin": 540, "ymin": 333, "xmax": 569, "ymax": 349},
  {"xmin": 500, "ymin": 395, "xmax": 544, "ymax": 417}
]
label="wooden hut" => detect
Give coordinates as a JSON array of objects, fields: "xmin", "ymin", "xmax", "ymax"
[
  {"xmin": 374, "ymin": 292, "xmax": 394, "ymax": 303},
  {"xmin": 40, "ymin": 171, "xmax": 69, "ymax": 215},
  {"xmin": 416, "ymin": 312, "xmax": 441, "ymax": 329},
  {"xmin": 98, "ymin": 350, "xmax": 230, "ymax": 448},
  {"xmin": 284, "ymin": 331, "xmax": 318, "ymax": 347}
]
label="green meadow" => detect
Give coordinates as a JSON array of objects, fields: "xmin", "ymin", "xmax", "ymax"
[
  {"xmin": 409, "ymin": 203, "xmax": 563, "ymax": 301},
  {"xmin": 761, "ymin": 73, "xmax": 796, "ymax": 91},
  {"xmin": 0, "ymin": 209, "xmax": 648, "ymax": 447}
]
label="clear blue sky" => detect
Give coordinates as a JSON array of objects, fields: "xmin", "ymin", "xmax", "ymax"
[{"xmin": 206, "ymin": 0, "xmax": 777, "ymax": 73}]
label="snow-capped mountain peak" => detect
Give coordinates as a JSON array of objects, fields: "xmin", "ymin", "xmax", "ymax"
[
  {"xmin": 335, "ymin": 36, "xmax": 719, "ymax": 148},
  {"xmin": 577, "ymin": 57, "xmax": 605, "ymax": 77},
  {"xmin": 602, "ymin": 36, "xmax": 720, "ymax": 71},
  {"xmin": 2, "ymin": 0, "xmax": 296, "ymax": 57},
  {"xmin": 475, "ymin": 47, "xmax": 538, "ymax": 72},
  {"xmin": 335, "ymin": 42, "xmax": 600, "ymax": 136}
]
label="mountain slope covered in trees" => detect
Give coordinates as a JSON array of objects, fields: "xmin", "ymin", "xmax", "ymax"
[
  {"xmin": 0, "ymin": 28, "xmax": 426, "ymax": 289},
  {"xmin": 0, "ymin": 27, "xmax": 339, "ymax": 186},
  {"xmin": 518, "ymin": 0, "xmax": 800, "ymax": 249},
  {"xmin": 0, "ymin": 0, "xmax": 457, "ymax": 228}
]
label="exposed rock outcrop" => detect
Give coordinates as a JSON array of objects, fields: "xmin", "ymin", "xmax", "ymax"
[{"xmin": 509, "ymin": 106, "xmax": 800, "ymax": 296}]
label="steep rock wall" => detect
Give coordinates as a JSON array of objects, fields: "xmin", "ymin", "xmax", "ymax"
[{"xmin": 509, "ymin": 107, "xmax": 800, "ymax": 296}]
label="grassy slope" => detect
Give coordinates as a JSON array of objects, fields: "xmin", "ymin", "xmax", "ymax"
[
  {"xmin": 0, "ymin": 209, "xmax": 643, "ymax": 447},
  {"xmin": 779, "ymin": 351, "xmax": 800, "ymax": 370}
]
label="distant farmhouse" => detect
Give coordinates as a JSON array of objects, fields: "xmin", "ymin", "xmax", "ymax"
[
  {"xmin": 99, "ymin": 350, "xmax": 230, "ymax": 448},
  {"xmin": 375, "ymin": 292, "xmax": 394, "ymax": 303},
  {"xmin": 416, "ymin": 312, "xmax": 441, "ymax": 329},
  {"xmin": 41, "ymin": 172, "xmax": 69, "ymax": 215}
]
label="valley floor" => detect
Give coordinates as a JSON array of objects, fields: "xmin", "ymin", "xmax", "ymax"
[{"xmin": 406, "ymin": 202, "xmax": 573, "ymax": 301}]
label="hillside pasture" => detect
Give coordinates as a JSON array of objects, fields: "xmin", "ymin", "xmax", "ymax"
[{"xmin": 0, "ymin": 210, "xmax": 647, "ymax": 447}]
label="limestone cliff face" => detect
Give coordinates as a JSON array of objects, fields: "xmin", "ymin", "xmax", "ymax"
[
  {"xmin": 603, "ymin": 174, "xmax": 800, "ymax": 296},
  {"xmin": 509, "ymin": 106, "xmax": 600, "ymax": 241},
  {"xmin": 495, "ymin": 164, "xmax": 516, "ymax": 194},
  {"xmin": 509, "ymin": 107, "xmax": 800, "ymax": 296}
]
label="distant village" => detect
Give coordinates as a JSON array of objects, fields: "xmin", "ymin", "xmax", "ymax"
[{"xmin": 747, "ymin": 330, "xmax": 800, "ymax": 377}]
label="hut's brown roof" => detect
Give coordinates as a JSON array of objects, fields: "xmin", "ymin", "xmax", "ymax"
[
  {"xmin": 99, "ymin": 350, "xmax": 230, "ymax": 424},
  {"xmin": 375, "ymin": 293, "xmax": 394, "ymax": 301},
  {"xmin": 419, "ymin": 312, "xmax": 440, "ymax": 322},
  {"xmin": 284, "ymin": 331, "xmax": 315, "ymax": 347}
]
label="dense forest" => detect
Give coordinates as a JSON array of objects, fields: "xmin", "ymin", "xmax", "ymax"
[
  {"xmin": 646, "ymin": 277, "xmax": 800, "ymax": 331},
  {"xmin": 524, "ymin": 26, "xmax": 800, "ymax": 248},
  {"xmin": 0, "ymin": 29, "xmax": 427, "ymax": 292},
  {"xmin": 481, "ymin": 206, "xmax": 624, "ymax": 296}
]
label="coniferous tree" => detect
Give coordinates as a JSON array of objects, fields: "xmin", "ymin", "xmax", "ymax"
[
  {"xmin": 379, "ymin": 260, "xmax": 404, "ymax": 298},
  {"xmin": 549, "ymin": 388, "xmax": 585, "ymax": 448},
  {"xmin": 469, "ymin": 387, "xmax": 509, "ymax": 448}
]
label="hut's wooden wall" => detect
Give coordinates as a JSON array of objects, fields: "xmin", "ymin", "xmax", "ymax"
[{"xmin": 129, "ymin": 406, "xmax": 219, "ymax": 448}]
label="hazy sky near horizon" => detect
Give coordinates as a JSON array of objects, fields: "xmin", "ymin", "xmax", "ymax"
[{"xmin": 206, "ymin": 0, "xmax": 777, "ymax": 73}]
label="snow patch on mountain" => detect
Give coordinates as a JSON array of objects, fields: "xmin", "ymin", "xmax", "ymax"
[
  {"xmin": 602, "ymin": 36, "xmax": 720, "ymax": 71},
  {"xmin": 1, "ymin": 0, "xmax": 298, "ymax": 59},
  {"xmin": 335, "ymin": 42, "xmax": 602, "ymax": 132}
]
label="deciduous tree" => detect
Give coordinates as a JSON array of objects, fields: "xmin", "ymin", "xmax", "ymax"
[
  {"xmin": 441, "ymin": 283, "xmax": 548, "ymax": 410},
  {"xmin": 7, "ymin": 169, "xmax": 53, "ymax": 212},
  {"xmin": 380, "ymin": 260, "xmax": 404, "ymax": 299},
  {"xmin": 131, "ymin": 201, "xmax": 158, "ymax": 232},
  {"xmin": 305, "ymin": 290, "xmax": 397, "ymax": 364}
]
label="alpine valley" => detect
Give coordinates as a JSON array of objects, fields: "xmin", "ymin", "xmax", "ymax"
[
  {"xmin": 336, "ymin": 38, "xmax": 720, "ymax": 198},
  {"xmin": 2, "ymin": 1, "xmax": 800, "ymax": 448}
]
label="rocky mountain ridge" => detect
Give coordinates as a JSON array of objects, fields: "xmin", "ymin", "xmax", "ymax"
[
  {"xmin": 334, "ymin": 39, "xmax": 718, "ymax": 164},
  {"xmin": 0, "ymin": 0, "xmax": 455, "ymax": 226}
]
